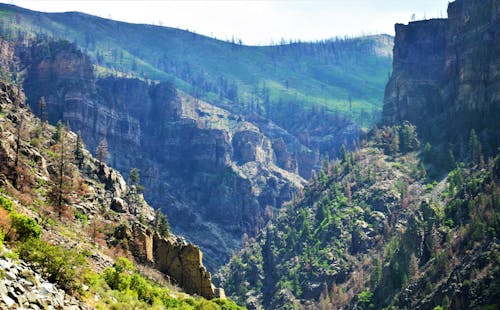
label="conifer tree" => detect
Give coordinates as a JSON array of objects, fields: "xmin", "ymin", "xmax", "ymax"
[
  {"xmin": 95, "ymin": 138, "xmax": 109, "ymax": 164},
  {"xmin": 39, "ymin": 96, "xmax": 47, "ymax": 132},
  {"xmin": 468, "ymin": 129, "xmax": 482, "ymax": 164},
  {"xmin": 128, "ymin": 168, "xmax": 144, "ymax": 193},
  {"xmin": 74, "ymin": 132, "xmax": 84, "ymax": 168},
  {"xmin": 154, "ymin": 209, "xmax": 170, "ymax": 238},
  {"xmin": 49, "ymin": 124, "xmax": 73, "ymax": 218}
]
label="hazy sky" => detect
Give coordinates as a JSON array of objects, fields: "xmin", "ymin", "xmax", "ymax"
[{"xmin": 6, "ymin": 0, "xmax": 450, "ymax": 45}]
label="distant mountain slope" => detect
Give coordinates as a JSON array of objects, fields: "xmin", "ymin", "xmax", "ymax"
[
  {"xmin": 0, "ymin": 3, "xmax": 392, "ymax": 128},
  {"xmin": 218, "ymin": 124, "xmax": 500, "ymax": 309},
  {"xmin": 217, "ymin": 0, "xmax": 500, "ymax": 308}
]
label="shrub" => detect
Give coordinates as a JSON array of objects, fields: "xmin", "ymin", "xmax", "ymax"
[
  {"xmin": 18, "ymin": 238, "xmax": 88, "ymax": 292},
  {"xmin": 0, "ymin": 196, "xmax": 13, "ymax": 212},
  {"xmin": 10, "ymin": 213, "xmax": 41, "ymax": 241},
  {"xmin": 74, "ymin": 210, "xmax": 88, "ymax": 226},
  {"xmin": 358, "ymin": 290, "xmax": 374, "ymax": 309},
  {"xmin": 212, "ymin": 298, "xmax": 244, "ymax": 310},
  {"xmin": 103, "ymin": 257, "xmax": 135, "ymax": 291}
]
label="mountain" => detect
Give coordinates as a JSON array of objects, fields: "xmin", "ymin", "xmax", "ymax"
[
  {"xmin": 0, "ymin": 3, "xmax": 392, "ymax": 129},
  {"xmin": 217, "ymin": 0, "xmax": 500, "ymax": 308},
  {"xmin": 0, "ymin": 78, "xmax": 242, "ymax": 308},
  {"xmin": 0, "ymin": 4, "xmax": 394, "ymax": 175},
  {"xmin": 0, "ymin": 4, "xmax": 394, "ymax": 272}
]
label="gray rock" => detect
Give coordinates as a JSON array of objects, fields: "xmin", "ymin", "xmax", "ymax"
[
  {"xmin": 14, "ymin": 282, "xmax": 26, "ymax": 294},
  {"xmin": 4, "ymin": 271, "xmax": 16, "ymax": 281},
  {"xmin": 0, "ymin": 282, "xmax": 7, "ymax": 296},
  {"xmin": 30, "ymin": 304, "xmax": 41, "ymax": 310},
  {"xmin": 110, "ymin": 197, "xmax": 128, "ymax": 213},
  {"xmin": 18, "ymin": 279, "xmax": 33, "ymax": 288},
  {"xmin": 1, "ymin": 293, "xmax": 15, "ymax": 308},
  {"xmin": 26, "ymin": 291, "xmax": 38, "ymax": 303},
  {"xmin": 39, "ymin": 282, "xmax": 57, "ymax": 295},
  {"xmin": 0, "ymin": 260, "xmax": 12, "ymax": 270}
]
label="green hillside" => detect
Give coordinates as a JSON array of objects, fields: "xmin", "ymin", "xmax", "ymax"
[
  {"xmin": 0, "ymin": 3, "xmax": 392, "ymax": 128},
  {"xmin": 217, "ymin": 124, "xmax": 500, "ymax": 309}
]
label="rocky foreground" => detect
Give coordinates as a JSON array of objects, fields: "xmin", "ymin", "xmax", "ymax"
[{"xmin": 0, "ymin": 248, "xmax": 84, "ymax": 310}]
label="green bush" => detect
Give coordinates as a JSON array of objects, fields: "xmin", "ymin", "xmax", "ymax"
[
  {"xmin": 0, "ymin": 196, "xmax": 13, "ymax": 212},
  {"xmin": 74, "ymin": 210, "xmax": 88, "ymax": 226},
  {"xmin": 18, "ymin": 238, "xmax": 88, "ymax": 292},
  {"xmin": 358, "ymin": 290, "xmax": 374, "ymax": 309},
  {"xmin": 10, "ymin": 213, "xmax": 41, "ymax": 241},
  {"xmin": 103, "ymin": 257, "xmax": 135, "ymax": 291}
]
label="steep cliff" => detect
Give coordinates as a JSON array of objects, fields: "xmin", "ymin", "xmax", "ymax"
[
  {"xmin": 11, "ymin": 39, "xmax": 304, "ymax": 271},
  {"xmin": 383, "ymin": 0, "xmax": 500, "ymax": 153}
]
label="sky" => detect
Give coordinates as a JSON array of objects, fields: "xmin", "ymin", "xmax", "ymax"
[{"xmin": 4, "ymin": 0, "xmax": 451, "ymax": 45}]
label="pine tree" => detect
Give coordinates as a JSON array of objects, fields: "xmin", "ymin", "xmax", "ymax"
[
  {"xmin": 154, "ymin": 209, "xmax": 170, "ymax": 238},
  {"xmin": 423, "ymin": 142, "xmax": 433, "ymax": 163},
  {"xmin": 129, "ymin": 168, "xmax": 140, "ymax": 186},
  {"xmin": 74, "ymin": 132, "xmax": 84, "ymax": 168},
  {"xmin": 468, "ymin": 129, "xmax": 482, "ymax": 164},
  {"xmin": 95, "ymin": 138, "xmax": 109, "ymax": 164},
  {"xmin": 52, "ymin": 121, "xmax": 63, "ymax": 142},
  {"xmin": 128, "ymin": 168, "xmax": 144, "ymax": 193},
  {"xmin": 49, "ymin": 124, "xmax": 73, "ymax": 218},
  {"xmin": 39, "ymin": 96, "xmax": 47, "ymax": 132}
]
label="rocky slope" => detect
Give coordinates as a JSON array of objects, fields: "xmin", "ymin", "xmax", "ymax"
[
  {"xmin": 0, "ymin": 248, "xmax": 84, "ymax": 309},
  {"xmin": 383, "ymin": 0, "xmax": 500, "ymax": 154},
  {"xmin": 0, "ymin": 79, "xmax": 235, "ymax": 306}
]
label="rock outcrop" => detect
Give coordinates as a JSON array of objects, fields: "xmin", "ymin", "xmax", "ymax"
[
  {"xmin": 383, "ymin": 0, "xmax": 500, "ymax": 152},
  {"xmin": 126, "ymin": 224, "xmax": 217, "ymax": 299},
  {"xmin": 153, "ymin": 234, "xmax": 215, "ymax": 299}
]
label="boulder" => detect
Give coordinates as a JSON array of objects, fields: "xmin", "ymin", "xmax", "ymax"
[{"xmin": 110, "ymin": 197, "xmax": 128, "ymax": 213}]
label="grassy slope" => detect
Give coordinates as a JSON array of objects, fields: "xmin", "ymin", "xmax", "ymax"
[{"xmin": 0, "ymin": 3, "xmax": 392, "ymax": 128}]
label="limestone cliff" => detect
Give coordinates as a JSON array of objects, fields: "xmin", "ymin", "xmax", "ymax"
[
  {"xmin": 383, "ymin": 0, "xmax": 500, "ymax": 152},
  {"xmin": 11, "ymin": 39, "xmax": 305, "ymax": 271}
]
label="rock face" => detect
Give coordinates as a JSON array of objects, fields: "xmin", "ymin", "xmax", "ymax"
[
  {"xmin": 383, "ymin": 0, "xmax": 500, "ymax": 152},
  {"xmin": 12, "ymin": 39, "xmax": 305, "ymax": 271}
]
